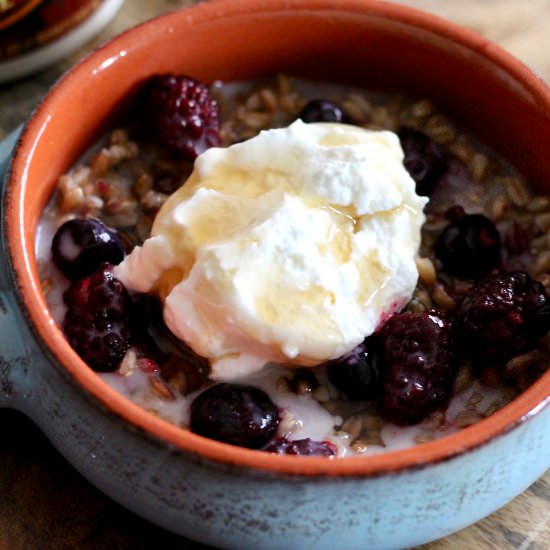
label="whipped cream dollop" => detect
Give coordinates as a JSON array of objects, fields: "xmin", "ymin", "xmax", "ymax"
[{"xmin": 115, "ymin": 120, "xmax": 428, "ymax": 380}]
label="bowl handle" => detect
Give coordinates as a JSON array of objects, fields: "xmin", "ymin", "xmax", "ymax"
[{"xmin": 0, "ymin": 126, "xmax": 32, "ymax": 409}]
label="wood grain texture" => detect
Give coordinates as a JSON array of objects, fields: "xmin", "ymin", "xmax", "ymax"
[{"xmin": 1, "ymin": 1, "xmax": 549, "ymax": 548}]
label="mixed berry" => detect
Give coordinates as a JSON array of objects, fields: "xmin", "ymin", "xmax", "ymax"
[
  {"xmin": 324, "ymin": 338, "xmax": 381, "ymax": 401},
  {"xmin": 45, "ymin": 75, "xmax": 550, "ymax": 456},
  {"xmin": 52, "ymin": 218, "xmax": 124, "ymax": 280},
  {"xmin": 376, "ymin": 310, "xmax": 458, "ymax": 425},
  {"xmin": 190, "ymin": 384, "xmax": 280, "ymax": 449},
  {"xmin": 63, "ymin": 264, "xmax": 135, "ymax": 372},
  {"xmin": 398, "ymin": 126, "xmax": 448, "ymax": 195},
  {"xmin": 435, "ymin": 206, "xmax": 501, "ymax": 278},
  {"xmin": 297, "ymin": 99, "xmax": 351, "ymax": 124},
  {"xmin": 456, "ymin": 272, "xmax": 550, "ymax": 365},
  {"xmin": 142, "ymin": 74, "xmax": 221, "ymax": 160}
]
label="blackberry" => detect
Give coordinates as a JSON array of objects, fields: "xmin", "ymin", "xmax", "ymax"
[
  {"xmin": 297, "ymin": 99, "xmax": 350, "ymax": 124},
  {"xmin": 63, "ymin": 263, "xmax": 133, "ymax": 320},
  {"xmin": 143, "ymin": 74, "xmax": 220, "ymax": 159},
  {"xmin": 263, "ymin": 437, "xmax": 337, "ymax": 456},
  {"xmin": 63, "ymin": 264, "xmax": 135, "ymax": 372},
  {"xmin": 190, "ymin": 384, "xmax": 279, "ymax": 449},
  {"xmin": 64, "ymin": 312, "xmax": 132, "ymax": 372},
  {"xmin": 456, "ymin": 271, "xmax": 550, "ymax": 364},
  {"xmin": 51, "ymin": 218, "xmax": 124, "ymax": 280},
  {"xmin": 377, "ymin": 310, "xmax": 459, "ymax": 425},
  {"xmin": 398, "ymin": 126, "xmax": 448, "ymax": 195},
  {"xmin": 435, "ymin": 206, "xmax": 501, "ymax": 278}
]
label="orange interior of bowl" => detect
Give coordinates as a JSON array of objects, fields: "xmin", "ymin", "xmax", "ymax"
[{"xmin": 7, "ymin": 0, "xmax": 550, "ymax": 475}]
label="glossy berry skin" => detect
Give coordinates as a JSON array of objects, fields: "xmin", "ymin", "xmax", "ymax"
[
  {"xmin": 398, "ymin": 126, "xmax": 448, "ymax": 195},
  {"xmin": 377, "ymin": 310, "xmax": 458, "ymax": 425},
  {"xmin": 190, "ymin": 384, "xmax": 280, "ymax": 449},
  {"xmin": 263, "ymin": 437, "xmax": 337, "ymax": 456},
  {"xmin": 456, "ymin": 272, "xmax": 550, "ymax": 365},
  {"xmin": 325, "ymin": 338, "xmax": 381, "ymax": 401},
  {"xmin": 435, "ymin": 206, "xmax": 501, "ymax": 278},
  {"xmin": 143, "ymin": 74, "xmax": 220, "ymax": 159},
  {"xmin": 63, "ymin": 264, "xmax": 134, "ymax": 372},
  {"xmin": 64, "ymin": 312, "xmax": 131, "ymax": 372},
  {"xmin": 52, "ymin": 218, "xmax": 124, "ymax": 280},
  {"xmin": 297, "ymin": 99, "xmax": 350, "ymax": 124}
]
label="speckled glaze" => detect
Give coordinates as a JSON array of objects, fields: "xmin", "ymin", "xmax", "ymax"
[{"xmin": 2, "ymin": 1, "xmax": 550, "ymax": 548}]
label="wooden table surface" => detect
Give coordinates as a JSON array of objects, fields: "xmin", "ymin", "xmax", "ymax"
[{"xmin": 1, "ymin": 1, "xmax": 550, "ymax": 548}]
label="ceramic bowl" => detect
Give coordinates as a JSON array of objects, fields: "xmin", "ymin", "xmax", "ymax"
[{"xmin": 2, "ymin": 1, "xmax": 550, "ymax": 548}]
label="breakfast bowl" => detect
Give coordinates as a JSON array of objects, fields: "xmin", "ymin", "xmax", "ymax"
[{"xmin": 2, "ymin": 0, "xmax": 550, "ymax": 548}]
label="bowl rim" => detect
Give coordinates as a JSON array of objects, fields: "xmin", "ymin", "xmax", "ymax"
[{"xmin": 6, "ymin": 0, "xmax": 550, "ymax": 477}]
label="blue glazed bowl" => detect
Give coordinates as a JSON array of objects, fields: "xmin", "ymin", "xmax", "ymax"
[{"xmin": 2, "ymin": 1, "xmax": 550, "ymax": 548}]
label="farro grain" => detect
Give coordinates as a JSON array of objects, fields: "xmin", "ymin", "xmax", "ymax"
[
  {"xmin": 449, "ymin": 141, "xmax": 475, "ymax": 163},
  {"xmin": 453, "ymin": 410, "xmax": 484, "ymax": 428},
  {"xmin": 150, "ymin": 377, "xmax": 176, "ymax": 400},
  {"xmin": 119, "ymin": 348, "xmax": 138, "ymax": 376},
  {"xmin": 132, "ymin": 173, "xmax": 154, "ymax": 197},
  {"xmin": 259, "ymin": 88, "xmax": 278, "ymax": 112},
  {"xmin": 490, "ymin": 194, "xmax": 510, "ymax": 221},
  {"xmin": 431, "ymin": 283, "xmax": 455, "ymax": 311},
  {"xmin": 466, "ymin": 392, "xmax": 483, "ymax": 409},
  {"xmin": 312, "ymin": 385, "xmax": 330, "ymax": 403},
  {"xmin": 453, "ymin": 361, "xmax": 474, "ymax": 394},
  {"xmin": 350, "ymin": 439, "xmax": 370, "ymax": 453},
  {"xmin": 341, "ymin": 415, "xmax": 363, "ymax": 440},
  {"xmin": 60, "ymin": 186, "xmax": 84, "ymax": 213},
  {"xmin": 505, "ymin": 176, "xmax": 530, "ymax": 207},
  {"xmin": 110, "ymin": 128, "xmax": 129, "ymax": 145},
  {"xmin": 469, "ymin": 153, "xmax": 489, "ymax": 182},
  {"xmin": 527, "ymin": 195, "xmax": 550, "ymax": 213},
  {"xmin": 141, "ymin": 190, "xmax": 168, "ymax": 212},
  {"xmin": 531, "ymin": 250, "xmax": 550, "ymax": 278},
  {"xmin": 91, "ymin": 149, "xmax": 112, "ymax": 176},
  {"xmin": 416, "ymin": 257, "xmax": 437, "ymax": 287},
  {"xmin": 40, "ymin": 278, "xmax": 52, "ymax": 297},
  {"xmin": 535, "ymin": 212, "xmax": 550, "ymax": 232},
  {"xmin": 278, "ymin": 413, "xmax": 300, "ymax": 436},
  {"xmin": 411, "ymin": 99, "xmax": 434, "ymax": 118},
  {"xmin": 505, "ymin": 350, "xmax": 542, "ymax": 376}
]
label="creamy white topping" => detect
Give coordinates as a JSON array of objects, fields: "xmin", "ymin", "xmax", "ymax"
[{"xmin": 115, "ymin": 120, "xmax": 428, "ymax": 380}]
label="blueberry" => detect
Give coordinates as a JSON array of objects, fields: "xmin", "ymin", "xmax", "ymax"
[
  {"xmin": 52, "ymin": 218, "xmax": 125, "ymax": 280},
  {"xmin": 324, "ymin": 338, "xmax": 381, "ymax": 401},
  {"xmin": 190, "ymin": 384, "xmax": 280, "ymax": 449},
  {"xmin": 398, "ymin": 126, "xmax": 448, "ymax": 195},
  {"xmin": 435, "ymin": 206, "xmax": 501, "ymax": 278},
  {"xmin": 297, "ymin": 99, "xmax": 350, "ymax": 124}
]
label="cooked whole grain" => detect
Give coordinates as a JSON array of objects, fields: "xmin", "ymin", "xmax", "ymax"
[{"xmin": 44, "ymin": 75, "xmax": 550, "ymax": 452}]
